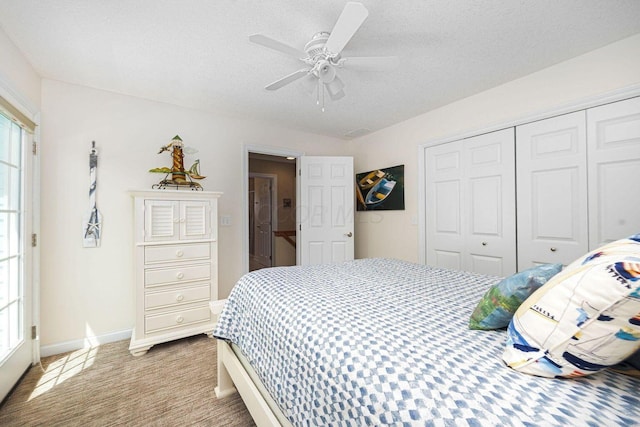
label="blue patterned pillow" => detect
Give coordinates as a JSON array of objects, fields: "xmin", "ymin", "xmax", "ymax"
[{"xmin": 469, "ymin": 263, "xmax": 562, "ymax": 330}]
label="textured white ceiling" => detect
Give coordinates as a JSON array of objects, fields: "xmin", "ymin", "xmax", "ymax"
[{"xmin": 1, "ymin": 0, "xmax": 640, "ymax": 139}]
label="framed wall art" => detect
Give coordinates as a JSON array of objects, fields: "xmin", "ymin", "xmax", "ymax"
[{"xmin": 355, "ymin": 164, "xmax": 405, "ymax": 211}]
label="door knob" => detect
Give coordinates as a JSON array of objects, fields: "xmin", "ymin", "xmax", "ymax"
[{"xmin": 346, "ymin": 232, "xmax": 353, "ymax": 237}]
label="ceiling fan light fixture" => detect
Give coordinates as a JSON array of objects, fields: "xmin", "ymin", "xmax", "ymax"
[
  {"xmin": 326, "ymin": 76, "xmax": 345, "ymax": 100},
  {"xmin": 317, "ymin": 60, "xmax": 336, "ymax": 84},
  {"xmin": 328, "ymin": 88, "xmax": 346, "ymax": 101}
]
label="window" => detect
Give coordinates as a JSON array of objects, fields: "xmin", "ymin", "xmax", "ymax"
[{"xmin": 0, "ymin": 111, "xmax": 24, "ymax": 361}]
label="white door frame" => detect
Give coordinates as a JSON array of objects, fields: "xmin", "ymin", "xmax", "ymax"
[
  {"xmin": 248, "ymin": 172, "xmax": 277, "ymax": 268},
  {"xmin": 0, "ymin": 76, "xmax": 40, "ymax": 400},
  {"xmin": 243, "ymin": 145, "xmax": 304, "ymax": 274}
]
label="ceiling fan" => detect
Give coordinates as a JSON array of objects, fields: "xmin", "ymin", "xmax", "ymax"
[{"xmin": 249, "ymin": 2, "xmax": 398, "ymax": 111}]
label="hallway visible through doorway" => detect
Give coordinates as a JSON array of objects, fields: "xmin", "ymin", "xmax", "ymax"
[{"xmin": 248, "ymin": 152, "xmax": 297, "ymax": 272}]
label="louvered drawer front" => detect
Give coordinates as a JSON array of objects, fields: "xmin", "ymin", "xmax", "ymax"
[
  {"xmin": 145, "ymin": 305, "xmax": 211, "ymax": 333},
  {"xmin": 145, "ymin": 264, "xmax": 209, "ymax": 287},
  {"xmin": 145, "ymin": 284, "xmax": 210, "ymax": 310},
  {"xmin": 144, "ymin": 243, "xmax": 210, "ymax": 264}
]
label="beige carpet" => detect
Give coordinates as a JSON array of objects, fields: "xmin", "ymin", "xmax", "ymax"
[{"xmin": 0, "ymin": 335, "xmax": 256, "ymax": 426}]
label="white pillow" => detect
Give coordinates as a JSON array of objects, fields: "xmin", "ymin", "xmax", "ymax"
[{"xmin": 503, "ymin": 234, "xmax": 640, "ymax": 378}]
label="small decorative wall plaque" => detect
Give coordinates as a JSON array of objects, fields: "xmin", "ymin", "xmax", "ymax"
[{"xmin": 83, "ymin": 141, "xmax": 102, "ymax": 247}]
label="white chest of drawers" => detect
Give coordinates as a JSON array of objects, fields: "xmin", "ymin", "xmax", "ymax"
[{"xmin": 129, "ymin": 189, "xmax": 222, "ymax": 356}]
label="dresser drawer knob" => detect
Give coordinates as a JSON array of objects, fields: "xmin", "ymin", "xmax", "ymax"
[
  {"xmin": 176, "ymin": 250, "xmax": 184, "ymax": 258},
  {"xmin": 550, "ymin": 247, "xmax": 557, "ymax": 252},
  {"xmin": 176, "ymin": 272, "xmax": 184, "ymax": 280},
  {"xmin": 176, "ymin": 293, "xmax": 184, "ymax": 302},
  {"xmin": 176, "ymin": 315, "xmax": 184, "ymax": 324}
]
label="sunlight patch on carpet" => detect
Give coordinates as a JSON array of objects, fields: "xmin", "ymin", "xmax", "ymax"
[{"xmin": 29, "ymin": 346, "xmax": 98, "ymax": 401}]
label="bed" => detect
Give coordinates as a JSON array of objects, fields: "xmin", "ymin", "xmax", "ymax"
[{"xmin": 212, "ymin": 258, "xmax": 640, "ymax": 426}]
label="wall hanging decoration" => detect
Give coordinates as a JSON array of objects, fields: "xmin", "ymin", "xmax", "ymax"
[
  {"xmin": 83, "ymin": 141, "xmax": 102, "ymax": 247},
  {"xmin": 149, "ymin": 135, "xmax": 205, "ymax": 190},
  {"xmin": 355, "ymin": 164, "xmax": 405, "ymax": 211}
]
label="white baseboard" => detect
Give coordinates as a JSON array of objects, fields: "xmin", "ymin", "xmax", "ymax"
[{"xmin": 40, "ymin": 329, "xmax": 132, "ymax": 358}]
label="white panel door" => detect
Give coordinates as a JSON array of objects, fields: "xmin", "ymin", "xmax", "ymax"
[
  {"xmin": 516, "ymin": 111, "xmax": 588, "ymax": 269},
  {"xmin": 425, "ymin": 141, "xmax": 464, "ymax": 270},
  {"xmin": 465, "ymin": 129, "xmax": 516, "ymax": 276},
  {"xmin": 587, "ymin": 96, "xmax": 640, "ymax": 247},
  {"xmin": 299, "ymin": 156, "xmax": 354, "ymax": 265},
  {"xmin": 425, "ymin": 128, "xmax": 516, "ymax": 276}
]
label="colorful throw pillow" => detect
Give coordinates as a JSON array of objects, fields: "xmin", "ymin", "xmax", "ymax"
[
  {"xmin": 503, "ymin": 233, "xmax": 640, "ymax": 378},
  {"xmin": 611, "ymin": 348, "xmax": 640, "ymax": 377},
  {"xmin": 469, "ymin": 264, "xmax": 562, "ymax": 330},
  {"xmin": 625, "ymin": 347, "xmax": 640, "ymax": 368}
]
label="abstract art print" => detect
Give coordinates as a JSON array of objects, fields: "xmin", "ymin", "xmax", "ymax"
[{"xmin": 356, "ymin": 164, "xmax": 405, "ymax": 211}]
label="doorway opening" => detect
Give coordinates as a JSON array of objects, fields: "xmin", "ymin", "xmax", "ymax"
[{"xmin": 244, "ymin": 147, "xmax": 302, "ymax": 273}]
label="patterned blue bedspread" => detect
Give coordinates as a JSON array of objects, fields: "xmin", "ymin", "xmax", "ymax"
[{"xmin": 213, "ymin": 258, "xmax": 640, "ymax": 426}]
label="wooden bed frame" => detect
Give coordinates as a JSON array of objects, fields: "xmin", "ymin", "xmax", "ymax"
[{"xmin": 211, "ymin": 301, "xmax": 292, "ymax": 427}]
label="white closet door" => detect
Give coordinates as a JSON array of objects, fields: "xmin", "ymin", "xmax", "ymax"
[
  {"xmin": 464, "ymin": 129, "xmax": 516, "ymax": 276},
  {"xmin": 516, "ymin": 111, "xmax": 588, "ymax": 269},
  {"xmin": 425, "ymin": 140, "xmax": 465, "ymax": 270},
  {"xmin": 587, "ymin": 96, "xmax": 640, "ymax": 247},
  {"xmin": 425, "ymin": 128, "xmax": 516, "ymax": 276}
]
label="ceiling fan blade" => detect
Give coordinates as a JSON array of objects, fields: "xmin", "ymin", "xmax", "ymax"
[
  {"xmin": 265, "ymin": 69, "xmax": 310, "ymax": 91},
  {"xmin": 249, "ymin": 34, "xmax": 307, "ymax": 58},
  {"xmin": 341, "ymin": 56, "xmax": 399, "ymax": 71},
  {"xmin": 324, "ymin": 2, "xmax": 369, "ymax": 55}
]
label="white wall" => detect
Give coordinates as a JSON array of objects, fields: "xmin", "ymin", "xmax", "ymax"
[
  {"xmin": 0, "ymin": 27, "xmax": 40, "ymax": 112},
  {"xmin": 39, "ymin": 80, "xmax": 346, "ymax": 349},
  {"xmin": 351, "ymin": 33, "xmax": 640, "ymax": 263}
]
